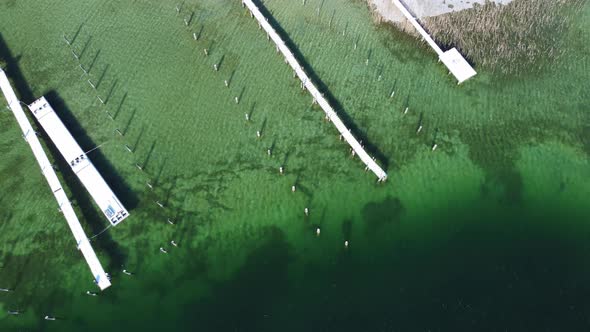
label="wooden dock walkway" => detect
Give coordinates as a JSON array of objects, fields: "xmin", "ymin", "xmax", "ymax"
[
  {"xmin": 0, "ymin": 69, "xmax": 111, "ymax": 290},
  {"xmin": 241, "ymin": 0, "xmax": 388, "ymax": 181}
]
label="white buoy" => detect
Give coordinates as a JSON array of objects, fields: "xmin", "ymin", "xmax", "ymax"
[
  {"xmin": 316, "ymin": 227, "xmax": 320, "ymax": 236},
  {"xmin": 86, "ymin": 291, "xmax": 97, "ymax": 296},
  {"xmin": 160, "ymin": 247, "xmax": 168, "ymax": 254},
  {"xmin": 378, "ymin": 75, "xmax": 382, "ymax": 81},
  {"xmin": 291, "ymin": 185, "xmax": 296, "ymax": 192},
  {"xmin": 304, "ymin": 207, "xmax": 309, "ymax": 216},
  {"xmin": 344, "ymin": 240, "xmax": 349, "ymax": 248}
]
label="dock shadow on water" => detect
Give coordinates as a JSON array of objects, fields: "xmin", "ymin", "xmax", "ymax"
[{"xmin": 250, "ymin": 0, "xmax": 389, "ymax": 170}]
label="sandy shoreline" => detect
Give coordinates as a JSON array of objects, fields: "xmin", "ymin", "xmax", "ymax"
[{"xmin": 369, "ymin": 0, "xmax": 513, "ymax": 22}]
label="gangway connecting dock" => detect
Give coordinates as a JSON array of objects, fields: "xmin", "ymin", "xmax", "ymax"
[
  {"xmin": 28, "ymin": 97, "xmax": 128, "ymax": 226},
  {"xmin": 391, "ymin": 0, "xmax": 477, "ymax": 84},
  {"xmin": 241, "ymin": 0, "xmax": 388, "ymax": 182},
  {"xmin": 0, "ymin": 69, "xmax": 111, "ymax": 290}
]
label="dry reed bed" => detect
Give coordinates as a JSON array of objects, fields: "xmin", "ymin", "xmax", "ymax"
[{"xmin": 421, "ymin": 0, "xmax": 587, "ymax": 75}]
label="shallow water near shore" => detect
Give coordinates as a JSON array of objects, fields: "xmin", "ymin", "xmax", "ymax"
[{"xmin": 0, "ymin": 0, "xmax": 588, "ymax": 330}]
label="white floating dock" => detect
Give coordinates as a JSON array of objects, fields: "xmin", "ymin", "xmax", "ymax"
[
  {"xmin": 242, "ymin": 0, "xmax": 387, "ymax": 181},
  {"xmin": 28, "ymin": 97, "xmax": 129, "ymax": 226},
  {"xmin": 0, "ymin": 69, "xmax": 111, "ymax": 290},
  {"xmin": 391, "ymin": 0, "xmax": 476, "ymax": 84}
]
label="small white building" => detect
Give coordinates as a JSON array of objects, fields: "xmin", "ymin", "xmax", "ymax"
[{"xmin": 28, "ymin": 97, "xmax": 129, "ymax": 226}]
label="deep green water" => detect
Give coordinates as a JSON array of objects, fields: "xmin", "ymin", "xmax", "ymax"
[{"xmin": 0, "ymin": 0, "xmax": 588, "ymax": 330}]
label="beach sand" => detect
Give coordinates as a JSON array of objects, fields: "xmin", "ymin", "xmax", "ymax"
[{"xmin": 369, "ymin": 0, "xmax": 513, "ymax": 22}]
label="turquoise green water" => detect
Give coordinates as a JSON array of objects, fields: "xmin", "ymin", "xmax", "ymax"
[{"xmin": 0, "ymin": 0, "xmax": 588, "ymax": 330}]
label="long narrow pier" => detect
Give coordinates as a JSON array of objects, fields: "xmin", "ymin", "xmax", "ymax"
[
  {"xmin": 0, "ymin": 69, "xmax": 111, "ymax": 290},
  {"xmin": 28, "ymin": 97, "xmax": 129, "ymax": 226},
  {"xmin": 241, "ymin": 0, "xmax": 387, "ymax": 181},
  {"xmin": 391, "ymin": 0, "xmax": 476, "ymax": 84}
]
